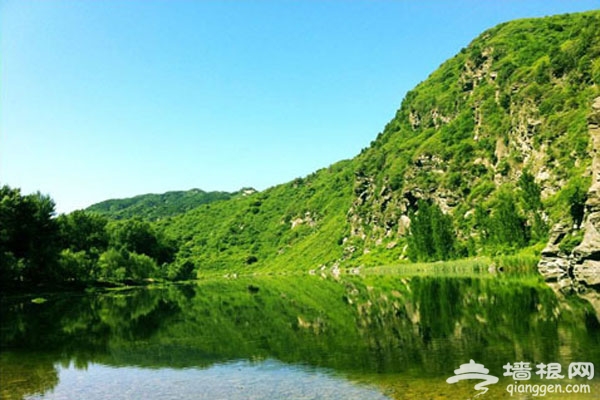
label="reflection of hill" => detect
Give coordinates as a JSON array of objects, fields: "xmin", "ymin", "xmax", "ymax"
[{"xmin": 1, "ymin": 275, "xmax": 599, "ymax": 398}]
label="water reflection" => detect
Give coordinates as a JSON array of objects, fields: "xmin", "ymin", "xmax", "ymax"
[
  {"xmin": 21, "ymin": 360, "xmax": 392, "ymax": 400},
  {"xmin": 1, "ymin": 274, "xmax": 599, "ymax": 399}
]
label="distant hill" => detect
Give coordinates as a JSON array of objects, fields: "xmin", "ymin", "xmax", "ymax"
[{"xmin": 86, "ymin": 188, "xmax": 256, "ymax": 220}]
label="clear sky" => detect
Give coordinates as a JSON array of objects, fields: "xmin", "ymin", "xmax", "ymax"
[{"xmin": 1, "ymin": 1, "xmax": 599, "ymax": 213}]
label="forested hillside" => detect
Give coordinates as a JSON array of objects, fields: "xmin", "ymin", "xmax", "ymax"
[
  {"xmin": 86, "ymin": 189, "xmax": 244, "ymax": 220},
  {"xmin": 160, "ymin": 10, "xmax": 600, "ymax": 274},
  {"xmin": 2, "ymin": 10, "xmax": 600, "ymax": 285}
]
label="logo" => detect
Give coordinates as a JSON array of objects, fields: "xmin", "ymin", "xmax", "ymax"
[{"xmin": 446, "ymin": 360, "xmax": 499, "ymax": 398}]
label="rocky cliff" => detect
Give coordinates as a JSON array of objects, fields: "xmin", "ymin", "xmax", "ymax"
[
  {"xmin": 343, "ymin": 11, "xmax": 600, "ymax": 267},
  {"xmin": 539, "ymin": 97, "xmax": 600, "ymax": 312}
]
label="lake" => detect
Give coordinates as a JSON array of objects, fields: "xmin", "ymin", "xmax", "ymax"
[{"xmin": 1, "ymin": 272, "xmax": 599, "ymax": 399}]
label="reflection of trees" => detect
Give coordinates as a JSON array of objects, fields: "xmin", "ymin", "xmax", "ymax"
[
  {"xmin": 349, "ymin": 276, "xmax": 570, "ymax": 376},
  {"xmin": 96, "ymin": 289, "xmax": 179, "ymax": 340},
  {"xmin": 0, "ymin": 289, "xmax": 180, "ymax": 398},
  {"xmin": 1, "ymin": 276, "xmax": 599, "ymax": 398},
  {"xmin": 0, "ymin": 353, "xmax": 58, "ymax": 400}
]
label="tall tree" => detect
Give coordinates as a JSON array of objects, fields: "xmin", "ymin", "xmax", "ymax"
[
  {"xmin": 0, "ymin": 186, "xmax": 60, "ymax": 283},
  {"xmin": 408, "ymin": 200, "xmax": 455, "ymax": 261},
  {"xmin": 488, "ymin": 190, "xmax": 528, "ymax": 249}
]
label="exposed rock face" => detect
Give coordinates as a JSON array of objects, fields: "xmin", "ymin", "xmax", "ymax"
[
  {"xmin": 345, "ymin": 40, "xmax": 569, "ymax": 258},
  {"xmin": 348, "ymin": 172, "xmax": 409, "ymax": 244},
  {"xmin": 538, "ymin": 223, "xmax": 574, "ymax": 290},
  {"xmin": 291, "ymin": 211, "xmax": 316, "ymax": 229},
  {"xmin": 539, "ymin": 97, "xmax": 600, "ymax": 312},
  {"xmin": 574, "ymin": 260, "xmax": 600, "ymax": 286},
  {"xmin": 572, "ymin": 97, "xmax": 600, "ymax": 288}
]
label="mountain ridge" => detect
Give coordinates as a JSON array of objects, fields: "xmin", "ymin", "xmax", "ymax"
[
  {"xmin": 151, "ymin": 10, "xmax": 600, "ymax": 276},
  {"xmin": 86, "ymin": 188, "xmax": 257, "ymax": 221}
]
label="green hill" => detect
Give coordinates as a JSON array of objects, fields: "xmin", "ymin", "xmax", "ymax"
[
  {"xmin": 86, "ymin": 188, "xmax": 251, "ymax": 220},
  {"xmin": 157, "ymin": 10, "xmax": 600, "ymax": 275},
  {"xmin": 3, "ymin": 10, "xmax": 600, "ymax": 286}
]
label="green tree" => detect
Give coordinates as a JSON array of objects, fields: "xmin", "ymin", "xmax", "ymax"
[
  {"xmin": 167, "ymin": 259, "xmax": 196, "ymax": 281},
  {"xmin": 57, "ymin": 211, "xmax": 109, "ymax": 256},
  {"xmin": 518, "ymin": 172, "xmax": 542, "ymax": 211},
  {"xmin": 97, "ymin": 248, "xmax": 127, "ymax": 282},
  {"xmin": 408, "ymin": 201, "xmax": 434, "ymax": 261},
  {"xmin": 567, "ymin": 181, "xmax": 587, "ymax": 228},
  {"xmin": 108, "ymin": 219, "xmax": 175, "ymax": 265},
  {"xmin": 128, "ymin": 252, "xmax": 158, "ymax": 281},
  {"xmin": 58, "ymin": 249, "xmax": 93, "ymax": 282},
  {"xmin": 517, "ymin": 172, "xmax": 547, "ymax": 243},
  {"xmin": 408, "ymin": 200, "xmax": 455, "ymax": 261},
  {"xmin": 0, "ymin": 186, "xmax": 60, "ymax": 283},
  {"xmin": 430, "ymin": 205, "xmax": 456, "ymax": 260},
  {"xmin": 488, "ymin": 191, "xmax": 528, "ymax": 249}
]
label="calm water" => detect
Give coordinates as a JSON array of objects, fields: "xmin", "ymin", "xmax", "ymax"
[{"xmin": 1, "ymin": 273, "xmax": 599, "ymax": 399}]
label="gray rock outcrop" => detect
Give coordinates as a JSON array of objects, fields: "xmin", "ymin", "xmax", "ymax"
[{"xmin": 539, "ymin": 97, "xmax": 600, "ymax": 314}]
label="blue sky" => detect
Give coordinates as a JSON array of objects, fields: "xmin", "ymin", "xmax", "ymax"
[{"xmin": 1, "ymin": 1, "xmax": 599, "ymax": 213}]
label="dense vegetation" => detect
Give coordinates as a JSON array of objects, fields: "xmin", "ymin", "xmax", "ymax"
[
  {"xmin": 0, "ymin": 186, "xmax": 177, "ymax": 286},
  {"xmin": 86, "ymin": 188, "xmax": 239, "ymax": 221},
  {"xmin": 1, "ymin": 10, "xmax": 600, "ymax": 286},
  {"xmin": 347, "ymin": 10, "xmax": 600, "ymax": 263}
]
